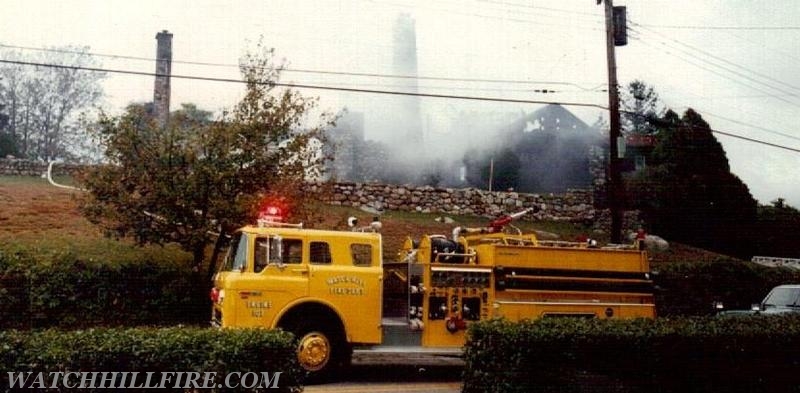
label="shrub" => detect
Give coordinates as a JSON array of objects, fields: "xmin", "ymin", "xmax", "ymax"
[
  {"xmin": 0, "ymin": 327, "xmax": 301, "ymax": 392},
  {"xmin": 0, "ymin": 249, "xmax": 208, "ymax": 329},
  {"xmin": 653, "ymin": 260, "xmax": 800, "ymax": 316},
  {"xmin": 464, "ymin": 316, "xmax": 800, "ymax": 393}
]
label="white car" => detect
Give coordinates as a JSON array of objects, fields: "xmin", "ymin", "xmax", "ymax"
[{"xmin": 718, "ymin": 284, "xmax": 800, "ymax": 316}]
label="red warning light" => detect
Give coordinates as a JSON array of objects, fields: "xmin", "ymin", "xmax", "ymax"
[
  {"xmin": 259, "ymin": 206, "xmax": 283, "ymax": 222},
  {"xmin": 257, "ymin": 197, "xmax": 291, "ymax": 224}
]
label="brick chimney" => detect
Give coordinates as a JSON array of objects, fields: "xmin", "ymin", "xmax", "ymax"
[{"xmin": 153, "ymin": 30, "xmax": 173, "ymax": 127}]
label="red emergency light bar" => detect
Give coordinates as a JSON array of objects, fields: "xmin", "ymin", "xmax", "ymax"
[{"xmin": 259, "ymin": 205, "xmax": 284, "ymax": 222}]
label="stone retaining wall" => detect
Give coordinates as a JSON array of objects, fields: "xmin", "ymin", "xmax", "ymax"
[
  {"xmin": 308, "ymin": 182, "xmax": 597, "ymax": 223},
  {"xmin": 1, "ymin": 159, "xmax": 606, "ymax": 224},
  {"xmin": 0, "ymin": 158, "xmax": 84, "ymax": 177}
]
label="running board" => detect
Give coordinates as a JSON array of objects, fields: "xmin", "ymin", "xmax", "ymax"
[
  {"xmin": 355, "ymin": 346, "xmax": 462, "ymax": 355},
  {"xmin": 353, "ymin": 346, "xmax": 464, "ymax": 366}
]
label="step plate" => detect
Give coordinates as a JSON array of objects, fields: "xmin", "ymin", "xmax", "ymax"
[{"xmin": 353, "ymin": 346, "xmax": 464, "ymax": 366}]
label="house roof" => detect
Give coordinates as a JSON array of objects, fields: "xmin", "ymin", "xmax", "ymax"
[{"xmin": 502, "ymin": 104, "xmax": 593, "ymax": 135}]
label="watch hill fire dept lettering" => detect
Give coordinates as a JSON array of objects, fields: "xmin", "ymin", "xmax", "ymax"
[{"xmin": 327, "ymin": 275, "xmax": 366, "ymax": 296}]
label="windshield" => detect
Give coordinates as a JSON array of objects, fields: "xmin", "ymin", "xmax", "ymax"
[
  {"xmin": 221, "ymin": 233, "xmax": 247, "ymax": 272},
  {"xmin": 763, "ymin": 287, "xmax": 799, "ymax": 307}
]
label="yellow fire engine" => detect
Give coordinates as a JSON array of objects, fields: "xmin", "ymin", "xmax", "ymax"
[{"xmin": 210, "ymin": 206, "xmax": 655, "ymax": 377}]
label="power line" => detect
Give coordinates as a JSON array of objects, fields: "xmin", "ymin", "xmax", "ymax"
[
  {"xmin": 681, "ymin": 109, "xmax": 800, "ymax": 143},
  {"xmin": 479, "ymin": 0, "xmax": 602, "ymax": 18},
  {"xmin": 621, "ymin": 35, "xmax": 800, "ymax": 140},
  {"xmin": 631, "ymin": 21, "xmax": 800, "ymax": 93},
  {"xmin": 282, "ymin": 69, "xmax": 604, "ymax": 90},
  {"xmin": 365, "ymin": 0, "xmax": 605, "ymax": 31},
  {"xmin": 0, "ymin": 43, "xmax": 605, "ymax": 91},
  {"xmin": 723, "ymin": 29, "xmax": 800, "ymax": 64},
  {"xmin": 628, "ymin": 33, "xmax": 798, "ymax": 107},
  {"xmin": 651, "ymin": 87, "xmax": 800, "ymax": 143},
  {"xmin": 620, "ymin": 110, "xmax": 800, "ymax": 154},
  {"xmin": 653, "ymin": 86, "xmax": 799, "ymax": 139},
  {"xmin": 447, "ymin": 0, "xmax": 604, "ymax": 24},
  {"xmin": 4, "ymin": 59, "xmax": 799, "ymax": 154},
  {"xmin": 629, "ymin": 27, "xmax": 800, "ymax": 99},
  {"xmin": 676, "ymin": 93, "xmax": 800, "ymax": 100},
  {"xmin": 706, "ymin": 128, "xmax": 800, "ymax": 153},
  {"xmin": 0, "ymin": 43, "xmax": 230, "ymax": 68},
  {"xmin": 269, "ymin": 79, "xmax": 579, "ymax": 94},
  {"xmin": 627, "ymin": 27, "xmax": 800, "ymax": 109},
  {"xmin": 0, "ymin": 58, "xmax": 608, "ymax": 109},
  {"xmin": 634, "ymin": 23, "xmax": 800, "ymax": 31},
  {"xmin": 628, "ymin": 32, "xmax": 797, "ymax": 105}
]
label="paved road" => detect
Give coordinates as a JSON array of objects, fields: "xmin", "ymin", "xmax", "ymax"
[
  {"xmin": 305, "ymin": 381, "xmax": 461, "ymax": 393},
  {"xmin": 302, "ymin": 359, "xmax": 643, "ymax": 393},
  {"xmin": 304, "ymin": 356, "xmax": 464, "ymax": 393},
  {"xmin": 304, "ymin": 365, "xmax": 463, "ymax": 393}
]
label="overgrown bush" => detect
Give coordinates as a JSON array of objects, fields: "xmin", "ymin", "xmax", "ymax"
[
  {"xmin": 0, "ymin": 327, "xmax": 301, "ymax": 392},
  {"xmin": 0, "ymin": 249, "xmax": 208, "ymax": 329},
  {"xmin": 653, "ymin": 260, "xmax": 800, "ymax": 316},
  {"xmin": 464, "ymin": 316, "xmax": 800, "ymax": 393}
]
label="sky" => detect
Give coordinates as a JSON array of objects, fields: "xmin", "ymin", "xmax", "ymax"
[{"xmin": 2, "ymin": 0, "xmax": 800, "ymax": 206}]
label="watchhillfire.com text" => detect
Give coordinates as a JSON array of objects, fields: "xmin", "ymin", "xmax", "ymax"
[{"xmin": 6, "ymin": 371, "xmax": 282, "ymax": 389}]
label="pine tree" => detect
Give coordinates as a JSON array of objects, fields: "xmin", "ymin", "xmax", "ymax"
[
  {"xmin": 636, "ymin": 109, "xmax": 757, "ymax": 258},
  {"xmin": 621, "ymin": 80, "xmax": 663, "ymax": 135}
]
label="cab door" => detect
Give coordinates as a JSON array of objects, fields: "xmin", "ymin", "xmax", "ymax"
[
  {"xmin": 250, "ymin": 234, "xmax": 310, "ymax": 327},
  {"xmin": 216, "ymin": 233, "xmax": 309, "ymax": 327},
  {"xmin": 308, "ymin": 237, "xmax": 383, "ymax": 344}
]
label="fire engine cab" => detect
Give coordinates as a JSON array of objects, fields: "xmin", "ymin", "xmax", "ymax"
[{"xmin": 210, "ymin": 207, "xmax": 655, "ymax": 377}]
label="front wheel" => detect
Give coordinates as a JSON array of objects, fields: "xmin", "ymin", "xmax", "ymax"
[
  {"xmin": 289, "ymin": 322, "xmax": 350, "ymax": 382},
  {"xmin": 296, "ymin": 330, "xmax": 333, "ymax": 372}
]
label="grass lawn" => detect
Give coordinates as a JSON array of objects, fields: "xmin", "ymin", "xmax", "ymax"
[
  {"xmin": 0, "ymin": 176, "xmax": 190, "ymax": 265},
  {"xmin": 2, "ymin": 175, "xmax": 694, "ymax": 265}
]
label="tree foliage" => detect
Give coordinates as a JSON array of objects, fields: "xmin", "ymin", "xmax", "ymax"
[
  {"xmin": 461, "ymin": 147, "xmax": 522, "ymax": 191},
  {"xmin": 621, "ymin": 79, "xmax": 662, "ymax": 135},
  {"xmin": 80, "ymin": 46, "xmax": 332, "ymax": 269},
  {"xmin": 753, "ymin": 198, "xmax": 800, "ymax": 258},
  {"xmin": 0, "ymin": 46, "xmax": 105, "ymax": 160},
  {"xmin": 628, "ymin": 109, "xmax": 757, "ymax": 258},
  {"xmin": 0, "ymin": 128, "xmax": 17, "ymax": 157}
]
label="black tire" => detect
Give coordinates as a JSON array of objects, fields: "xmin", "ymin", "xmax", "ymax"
[{"xmin": 287, "ymin": 319, "xmax": 349, "ymax": 383}]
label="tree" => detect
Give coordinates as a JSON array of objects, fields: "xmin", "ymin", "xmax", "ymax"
[
  {"xmin": 488, "ymin": 148, "xmax": 521, "ymax": 191},
  {"xmin": 630, "ymin": 109, "xmax": 757, "ymax": 258},
  {"xmin": 0, "ymin": 47, "xmax": 105, "ymax": 161},
  {"xmin": 0, "ymin": 106, "xmax": 16, "ymax": 157},
  {"xmin": 753, "ymin": 199, "xmax": 800, "ymax": 258},
  {"xmin": 462, "ymin": 147, "xmax": 521, "ymax": 191},
  {"xmin": 621, "ymin": 80, "xmax": 662, "ymax": 135},
  {"xmin": 80, "ymin": 46, "xmax": 332, "ymax": 271},
  {"xmin": 0, "ymin": 133, "xmax": 16, "ymax": 157},
  {"xmin": 172, "ymin": 102, "xmax": 213, "ymax": 126}
]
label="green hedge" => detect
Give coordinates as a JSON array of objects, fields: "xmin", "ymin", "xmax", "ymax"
[
  {"xmin": 464, "ymin": 316, "xmax": 800, "ymax": 393},
  {"xmin": 0, "ymin": 249, "xmax": 208, "ymax": 329},
  {"xmin": 0, "ymin": 327, "xmax": 301, "ymax": 392},
  {"xmin": 653, "ymin": 260, "xmax": 800, "ymax": 316}
]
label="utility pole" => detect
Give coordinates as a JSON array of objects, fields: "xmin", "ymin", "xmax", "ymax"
[
  {"xmin": 488, "ymin": 157, "xmax": 494, "ymax": 192},
  {"xmin": 600, "ymin": 0, "xmax": 624, "ymax": 243}
]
